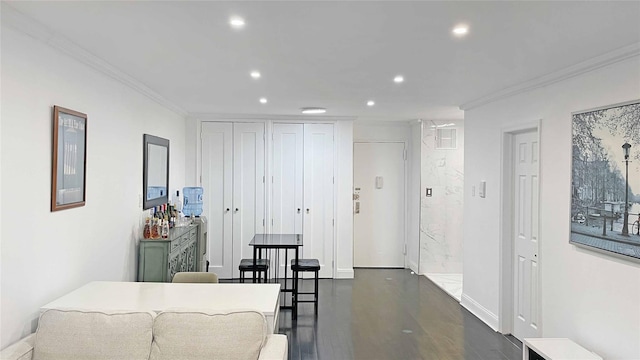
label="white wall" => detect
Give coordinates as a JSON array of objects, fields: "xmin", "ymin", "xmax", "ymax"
[
  {"xmin": 353, "ymin": 121, "xmax": 411, "ymax": 143},
  {"xmin": 463, "ymin": 56, "xmax": 640, "ymax": 359},
  {"xmin": 410, "ymin": 122, "xmax": 421, "ymax": 273},
  {"xmin": 336, "ymin": 120, "xmax": 354, "ymax": 278},
  {"xmin": 420, "ymin": 121, "xmax": 464, "ymax": 275},
  {"xmin": 0, "ymin": 25, "xmax": 186, "ymax": 348},
  {"xmin": 353, "ymin": 121, "xmax": 419, "ymax": 272},
  {"xmin": 184, "ymin": 117, "xmax": 199, "ymax": 187}
]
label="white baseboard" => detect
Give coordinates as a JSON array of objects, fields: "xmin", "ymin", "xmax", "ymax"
[
  {"xmin": 335, "ymin": 268, "xmax": 354, "ymax": 279},
  {"xmin": 460, "ymin": 293, "xmax": 499, "ymax": 331},
  {"xmin": 408, "ymin": 261, "xmax": 419, "ymax": 273}
]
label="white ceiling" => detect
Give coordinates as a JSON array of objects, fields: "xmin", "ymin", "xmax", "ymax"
[{"xmin": 5, "ymin": 1, "xmax": 640, "ymax": 121}]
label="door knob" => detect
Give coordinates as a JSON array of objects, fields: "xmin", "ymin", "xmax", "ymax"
[
  {"xmin": 297, "ymin": 208, "xmax": 301, "ymax": 213},
  {"xmin": 225, "ymin": 208, "xmax": 230, "ymax": 212},
  {"xmin": 306, "ymin": 208, "xmax": 310, "ymax": 214},
  {"xmin": 235, "ymin": 208, "xmax": 239, "ymax": 212}
]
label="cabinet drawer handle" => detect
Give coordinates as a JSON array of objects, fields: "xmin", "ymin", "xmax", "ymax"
[
  {"xmin": 306, "ymin": 208, "xmax": 310, "ymax": 214},
  {"xmin": 225, "ymin": 208, "xmax": 230, "ymax": 212},
  {"xmin": 235, "ymin": 208, "xmax": 239, "ymax": 212}
]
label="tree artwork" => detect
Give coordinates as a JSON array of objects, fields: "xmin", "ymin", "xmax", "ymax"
[{"xmin": 570, "ymin": 101, "xmax": 640, "ymax": 260}]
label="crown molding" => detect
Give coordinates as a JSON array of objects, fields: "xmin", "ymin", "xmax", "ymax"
[
  {"xmin": 188, "ymin": 112, "xmax": 357, "ymax": 122},
  {"xmin": 2, "ymin": 4, "xmax": 188, "ymax": 117},
  {"xmin": 460, "ymin": 42, "xmax": 640, "ymax": 111}
]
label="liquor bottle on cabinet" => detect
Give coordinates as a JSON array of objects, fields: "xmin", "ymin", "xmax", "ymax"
[
  {"xmin": 143, "ymin": 218, "xmax": 151, "ymax": 239},
  {"xmin": 161, "ymin": 219, "xmax": 169, "ymax": 239}
]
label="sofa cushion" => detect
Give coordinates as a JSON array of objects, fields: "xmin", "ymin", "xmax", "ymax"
[
  {"xmin": 149, "ymin": 309, "xmax": 267, "ymax": 360},
  {"xmin": 32, "ymin": 309, "xmax": 154, "ymax": 360}
]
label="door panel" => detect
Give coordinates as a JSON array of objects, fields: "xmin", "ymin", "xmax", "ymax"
[
  {"xmin": 303, "ymin": 124, "xmax": 334, "ymax": 278},
  {"xmin": 512, "ymin": 130, "xmax": 540, "ymax": 339},
  {"xmin": 232, "ymin": 123, "xmax": 266, "ymax": 275},
  {"xmin": 272, "ymin": 123, "xmax": 304, "ymax": 275},
  {"xmin": 272, "ymin": 124, "xmax": 304, "ymax": 234},
  {"xmin": 353, "ymin": 142, "xmax": 405, "ymax": 267},
  {"xmin": 201, "ymin": 122, "xmax": 233, "ymax": 278}
]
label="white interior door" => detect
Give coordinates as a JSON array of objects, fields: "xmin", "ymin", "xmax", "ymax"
[
  {"xmin": 232, "ymin": 123, "xmax": 266, "ymax": 275},
  {"xmin": 201, "ymin": 122, "xmax": 233, "ymax": 278},
  {"xmin": 512, "ymin": 130, "xmax": 540, "ymax": 340},
  {"xmin": 353, "ymin": 142, "xmax": 405, "ymax": 267},
  {"xmin": 303, "ymin": 124, "xmax": 334, "ymax": 278},
  {"xmin": 272, "ymin": 123, "xmax": 304, "ymax": 234}
]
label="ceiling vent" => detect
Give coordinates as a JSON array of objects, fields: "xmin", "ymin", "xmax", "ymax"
[{"xmin": 436, "ymin": 128, "xmax": 457, "ymax": 149}]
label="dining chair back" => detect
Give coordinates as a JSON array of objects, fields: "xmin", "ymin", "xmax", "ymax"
[{"xmin": 172, "ymin": 272, "xmax": 219, "ymax": 283}]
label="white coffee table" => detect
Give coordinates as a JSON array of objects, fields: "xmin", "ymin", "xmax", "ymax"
[
  {"xmin": 523, "ymin": 338, "xmax": 602, "ymax": 360},
  {"xmin": 41, "ymin": 281, "xmax": 281, "ymax": 333}
]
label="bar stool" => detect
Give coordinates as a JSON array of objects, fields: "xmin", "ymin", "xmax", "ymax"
[
  {"xmin": 239, "ymin": 259, "xmax": 269, "ymax": 283},
  {"xmin": 291, "ymin": 259, "xmax": 320, "ymax": 316}
]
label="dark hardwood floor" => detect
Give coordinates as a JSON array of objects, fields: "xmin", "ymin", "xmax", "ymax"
[{"xmin": 276, "ymin": 268, "xmax": 521, "ymax": 360}]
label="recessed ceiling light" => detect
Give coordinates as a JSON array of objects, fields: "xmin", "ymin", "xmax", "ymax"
[
  {"xmin": 229, "ymin": 17, "xmax": 245, "ymax": 29},
  {"xmin": 452, "ymin": 25, "xmax": 469, "ymax": 36},
  {"xmin": 301, "ymin": 107, "xmax": 326, "ymax": 114},
  {"xmin": 259, "ymin": 98, "xmax": 267, "ymax": 104},
  {"xmin": 367, "ymin": 100, "xmax": 375, "ymax": 106},
  {"xmin": 394, "ymin": 75, "xmax": 404, "ymax": 83},
  {"xmin": 250, "ymin": 71, "xmax": 261, "ymax": 79}
]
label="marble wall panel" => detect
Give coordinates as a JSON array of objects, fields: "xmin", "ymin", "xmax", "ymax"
[{"xmin": 420, "ymin": 121, "xmax": 464, "ymax": 274}]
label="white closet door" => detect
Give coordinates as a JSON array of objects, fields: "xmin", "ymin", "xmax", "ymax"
[
  {"xmin": 513, "ymin": 130, "xmax": 540, "ymax": 340},
  {"xmin": 201, "ymin": 122, "xmax": 233, "ymax": 278},
  {"xmin": 272, "ymin": 123, "xmax": 304, "ymax": 234},
  {"xmin": 232, "ymin": 123, "xmax": 266, "ymax": 274},
  {"xmin": 303, "ymin": 124, "xmax": 334, "ymax": 278}
]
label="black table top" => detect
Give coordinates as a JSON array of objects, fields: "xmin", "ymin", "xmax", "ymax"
[{"xmin": 249, "ymin": 234, "xmax": 303, "ymax": 247}]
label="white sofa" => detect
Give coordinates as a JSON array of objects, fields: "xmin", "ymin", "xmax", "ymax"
[{"xmin": 0, "ymin": 308, "xmax": 287, "ymax": 360}]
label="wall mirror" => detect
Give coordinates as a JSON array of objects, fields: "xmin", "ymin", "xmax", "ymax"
[{"xmin": 143, "ymin": 134, "xmax": 169, "ymax": 210}]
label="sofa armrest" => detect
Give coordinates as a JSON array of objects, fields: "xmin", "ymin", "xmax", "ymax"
[
  {"xmin": 0, "ymin": 334, "xmax": 35, "ymax": 360},
  {"xmin": 258, "ymin": 334, "xmax": 288, "ymax": 360}
]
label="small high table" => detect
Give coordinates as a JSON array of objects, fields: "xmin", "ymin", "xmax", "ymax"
[{"xmin": 249, "ymin": 234, "xmax": 303, "ymax": 319}]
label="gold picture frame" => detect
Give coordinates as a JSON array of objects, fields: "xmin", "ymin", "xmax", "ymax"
[{"xmin": 51, "ymin": 105, "xmax": 87, "ymax": 211}]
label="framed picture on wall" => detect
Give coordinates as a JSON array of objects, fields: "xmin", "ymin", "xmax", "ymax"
[
  {"xmin": 570, "ymin": 100, "xmax": 640, "ymax": 261},
  {"xmin": 51, "ymin": 105, "xmax": 87, "ymax": 211}
]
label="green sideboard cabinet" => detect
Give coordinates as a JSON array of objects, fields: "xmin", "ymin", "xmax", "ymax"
[{"xmin": 138, "ymin": 224, "xmax": 199, "ymax": 282}]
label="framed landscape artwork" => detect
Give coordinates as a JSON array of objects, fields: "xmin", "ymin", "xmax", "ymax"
[{"xmin": 571, "ymin": 100, "xmax": 640, "ymax": 261}]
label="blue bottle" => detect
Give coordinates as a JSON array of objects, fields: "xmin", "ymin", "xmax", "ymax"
[{"xmin": 183, "ymin": 187, "xmax": 203, "ymax": 216}]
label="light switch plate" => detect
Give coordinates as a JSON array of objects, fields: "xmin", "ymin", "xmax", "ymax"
[
  {"xmin": 479, "ymin": 181, "xmax": 486, "ymax": 198},
  {"xmin": 375, "ymin": 176, "xmax": 384, "ymax": 189}
]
